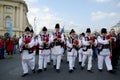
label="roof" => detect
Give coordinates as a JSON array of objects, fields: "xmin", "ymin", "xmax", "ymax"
[
  {"xmin": 0, "ymin": 0, "xmax": 24, "ymax": 2},
  {"xmin": 0, "ymin": 0, "xmax": 28, "ymax": 12}
]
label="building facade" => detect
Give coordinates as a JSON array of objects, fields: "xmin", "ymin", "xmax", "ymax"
[
  {"xmin": 113, "ymin": 21, "xmax": 120, "ymax": 33},
  {"xmin": 0, "ymin": 0, "xmax": 30, "ymax": 37}
]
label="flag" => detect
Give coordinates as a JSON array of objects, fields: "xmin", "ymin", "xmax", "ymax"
[
  {"xmin": 61, "ymin": 26, "xmax": 64, "ymax": 33},
  {"xmin": 9, "ymin": 22, "xmax": 12, "ymax": 37}
]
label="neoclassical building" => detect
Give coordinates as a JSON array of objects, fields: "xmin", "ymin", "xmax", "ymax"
[
  {"xmin": 0, "ymin": 0, "xmax": 30, "ymax": 37},
  {"xmin": 113, "ymin": 21, "xmax": 120, "ymax": 33}
]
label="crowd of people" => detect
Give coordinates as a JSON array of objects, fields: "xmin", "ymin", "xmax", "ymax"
[
  {"xmin": 0, "ymin": 35, "xmax": 18, "ymax": 59},
  {"xmin": 0, "ymin": 23, "xmax": 120, "ymax": 77}
]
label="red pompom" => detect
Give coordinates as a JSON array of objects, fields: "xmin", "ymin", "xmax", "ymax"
[
  {"xmin": 57, "ymin": 34, "xmax": 61, "ymax": 38},
  {"xmin": 73, "ymin": 38, "xmax": 79, "ymax": 45},
  {"xmin": 109, "ymin": 55, "xmax": 112, "ymax": 59},
  {"xmin": 44, "ymin": 36, "xmax": 49, "ymax": 42},
  {"xmin": 25, "ymin": 38, "xmax": 31, "ymax": 43}
]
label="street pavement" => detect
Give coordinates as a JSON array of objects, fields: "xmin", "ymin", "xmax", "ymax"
[{"xmin": 0, "ymin": 53, "xmax": 120, "ymax": 80}]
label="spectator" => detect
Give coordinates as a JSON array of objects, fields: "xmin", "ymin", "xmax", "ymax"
[
  {"xmin": 0, "ymin": 35, "xmax": 5, "ymax": 59},
  {"xmin": 6, "ymin": 36, "xmax": 13, "ymax": 58},
  {"xmin": 12, "ymin": 35, "xmax": 18, "ymax": 54}
]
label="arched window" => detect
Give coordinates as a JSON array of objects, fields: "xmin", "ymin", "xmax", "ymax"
[{"xmin": 5, "ymin": 16, "xmax": 11, "ymax": 28}]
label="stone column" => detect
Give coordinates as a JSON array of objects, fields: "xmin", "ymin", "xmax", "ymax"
[
  {"xmin": 16, "ymin": 6, "xmax": 18, "ymax": 29},
  {"xmin": 0, "ymin": 4, "xmax": 4, "ymax": 29},
  {"xmin": 17, "ymin": 6, "xmax": 20, "ymax": 30},
  {"xmin": 20, "ymin": 4, "xmax": 23, "ymax": 30},
  {"xmin": 13, "ymin": 6, "xmax": 15, "ymax": 28}
]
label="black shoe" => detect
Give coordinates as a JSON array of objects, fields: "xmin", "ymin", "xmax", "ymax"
[
  {"xmin": 79, "ymin": 62, "xmax": 82, "ymax": 65},
  {"xmin": 87, "ymin": 70, "xmax": 94, "ymax": 73},
  {"xmin": 81, "ymin": 66, "xmax": 84, "ymax": 70},
  {"xmin": 73, "ymin": 67, "xmax": 76, "ymax": 70},
  {"xmin": 48, "ymin": 62, "xmax": 51, "ymax": 65},
  {"xmin": 98, "ymin": 69, "xmax": 103, "ymax": 72},
  {"xmin": 53, "ymin": 65, "xmax": 56, "ymax": 69},
  {"xmin": 108, "ymin": 70, "xmax": 115, "ymax": 73},
  {"xmin": 69, "ymin": 69, "xmax": 73, "ymax": 73},
  {"xmin": 67, "ymin": 61, "xmax": 69, "ymax": 64},
  {"xmin": 21, "ymin": 73, "xmax": 28, "ymax": 77},
  {"xmin": 37, "ymin": 69, "xmax": 42, "ymax": 73},
  {"xmin": 44, "ymin": 68, "xmax": 47, "ymax": 71},
  {"xmin": 32, "ymin": 69, "xmax": 36, "ymax": 73},
  {"xmin": 56, "ymin": 69, "xmax": 60, "ymax": 73},
  {"xmin": 61, "ymin": 59, "xmax": 63, "ymax": 62},
  {"xmin": 113, "ymin": 66, "xmax": 117, "ymax": 70}
]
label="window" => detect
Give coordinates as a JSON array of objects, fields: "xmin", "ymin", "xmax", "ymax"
[
  {"xmin": 6, "ymin": 7, "xmax": 12, "ymax": 13},
  {"xmin": 5, "ymin": 16, "xmax": 11, "ymax": 28}
]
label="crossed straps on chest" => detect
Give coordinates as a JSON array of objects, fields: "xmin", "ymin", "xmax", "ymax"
[{"xmin": 40, "ymin": 34, "xmax": 49, "ymax": 41}]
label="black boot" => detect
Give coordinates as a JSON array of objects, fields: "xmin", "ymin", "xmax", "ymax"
[
  {"xmin": 44, "ymin": 68, "xmax": 47, "ymax": 71},
  {"xmin": 87, "ymin": 70, "xmax": 94, "ymax": 73},
  {"xmin": 73, "ymin": 67, "xmax": 76, "ymax": 70},
  {"xmin": 69, "ymin": 69, "xmax": 73, "ymax": 73},
  {"xmin": 21, "ymin": 73, "xmax": 28, "ymax": 77},
  {"xmin": 32, "ymin": 69, "xmax": 36, "ymax": 73},
  {"xmin": 56, "ymin": 69, "xmax": 60, "ymax": 73},
  {"xmin": 53, "ymin": 65, "xmax": 56, "ymax": 69},
  {"xmin": 98, "ymin": 69, "xmax": 103, "ymax": 72},
  {"xmin": 37, "ymin": 69, "xmax": 42, "ymax": 73},
  {"xmin": 48, "ymin": 62, "xmax": 51, "ymax": 65},
  {"xmin": 81, "ymin": 66, "xmax": 84, "ymax": 70},
  {"xmin": 108, "ymin": 70, "xmax": 115, "ymax": 73},
  {"xmin": 79, "ymin": 62, "xmax": 82, "ymax": 65}
]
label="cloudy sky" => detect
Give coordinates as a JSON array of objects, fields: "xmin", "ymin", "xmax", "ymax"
[{"xmin": 24, "ymin": 0, "xmax": 120, "ymax": 34}]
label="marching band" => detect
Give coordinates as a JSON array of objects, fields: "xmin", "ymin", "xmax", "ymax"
[{"xmin": 18, "ymin": 24, "xmax": 119, "ymax": 77}]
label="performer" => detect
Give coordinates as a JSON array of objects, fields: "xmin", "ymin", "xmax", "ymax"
[
  {"xmin": 67, "ymin": 29, "xmax": 80, "ymax": 73},
  {"xmin": 51, "ymin": 23, "xmax": 64, "ymax": 73},
  {"xmin": 97, "ymin": 28, "xmax": 114, "ymax": 73},
  {"xmin": 37, "ymin": 27, "xmax": 51, "ymax": 72},
  {"xmin": 81, "ymin": 28, "xmax": 94, "ymax": 73},
  {"xmin": 78, "ymin": 33, "xmax": 85, "ymax": 65},
  {"xmin": 30, "ymin": 29, "xmax": 37, "ymax": 71},
  {"xmin": 19, "ymin": 27, "xmax": 35, "ymax": 77},
  {"xmin": 107, "ymin": 29, "xmax": 117, "ymax": 70}
]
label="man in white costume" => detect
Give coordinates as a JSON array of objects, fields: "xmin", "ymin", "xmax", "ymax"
[
  {"xmin": 67, "ymin": 29, "xmax": 80, "ymax": 73},
  {"xmin": 51, "ymin": 23, "xmax": 64, "ymax": 73},
  {"xmin": 30, "ymin": 29, "xmax": 37, "ymax": 71},
  {"xmin": 19, "ymin": 27, "xmax": 35, "ymax": 77},
  {"xmin": 97, "ymin": 28, "xmax": 114, "ymax": 73},
  {"xmin": 81, "ymin": 28, "xmax": 94, "ymax": 73},
  {"xmin": 37, "ymin": 27, "xmax": 51, "ymax": 72},
  {"xmin": 78, "ymin": 33, "xmax": 85, "ymax": 65}
]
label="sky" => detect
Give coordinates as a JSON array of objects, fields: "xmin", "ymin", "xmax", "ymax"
[{"xmin": 24, "ymin": 0, "xmax": 120, "ymax": 34}]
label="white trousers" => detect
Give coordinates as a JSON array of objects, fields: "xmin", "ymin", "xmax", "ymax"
[
  {"xmin": 21, "ymin": 50, "xmax": 35, "ymax": 74},
  {"xmin": 52, "ymin": 55, "xmax": 62, "ymax": 69},
  {"xmin": 68, "ymin": 49, "xmax": 77, "ymax": 70},
  {"xmin": 68, "ymin": 56, "xmax": 76, "ymax": 70},
  {"xmin": 52, "ymin": 46, "xmax": 62, "ymax": 69},
  {"xmin": 78, "ymin": 48, "xmax": 82, "ymax": 62},
  {"xmin": 47, "ymin": 55, "xmax": 51, "ymax": 63},
  {"xmin": 51, "ymin": 48, "xmax": 54, "ymax": 61},
  {"xmin": 47, "ymin": 49, "xmax": 51, "ymax": 63},
  {"xmin": 38, "ymin": 50, "xmax": 50, "ymax": 69},
  {"xmin": 22, "ymin": 58, "xmax": 35, "ymax": 74},
  {"xmin": 67, "ymin": 51, "xmax": 69, "ymax": 62},
  {"xmin": 81, "ymin": 49, "xmax": 93, "ymax": 70},
  {"xmin": 33, "ymin": 51, "xmax": 36, "ymax": 68},
  {"xmin": 98, "ymin": 49, "xmax": 112, "ymax": 70}
]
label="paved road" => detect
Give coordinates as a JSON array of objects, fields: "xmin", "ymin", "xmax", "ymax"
[{"xmin": 0, "ymin": 53, "xmax": 120, "ymax": 80}]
